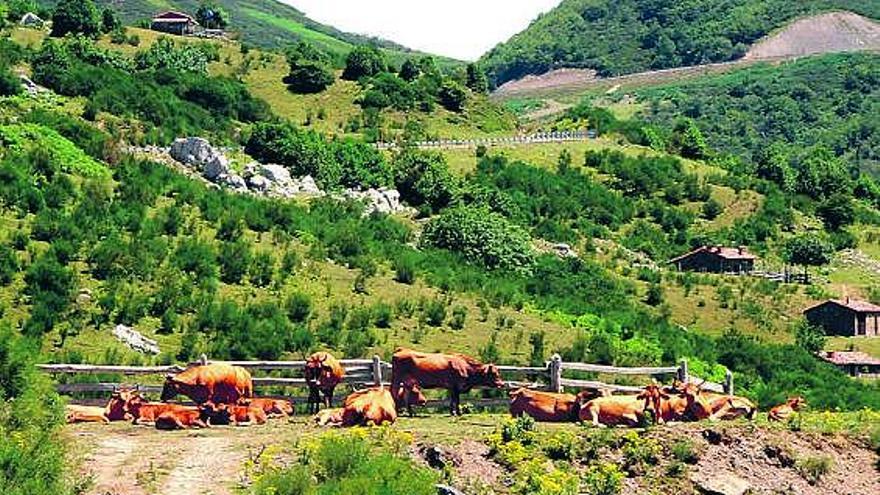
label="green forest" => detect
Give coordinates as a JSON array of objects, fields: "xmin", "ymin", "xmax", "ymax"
[{"xmin": 480, "ymin": 0, "xmax": 880, "ymax": 85}]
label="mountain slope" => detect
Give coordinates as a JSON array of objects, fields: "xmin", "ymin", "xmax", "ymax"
[
  {"xmin": 480, "ymin": 0, "xmax": 880, "ymax": 86},
  {"xmin": 36, "ymin": 0, "xmax": 439, "ymax": 61}
]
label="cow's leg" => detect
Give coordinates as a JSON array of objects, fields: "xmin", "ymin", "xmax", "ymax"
[
  {"xmin": 325, "ymin": 387, "xmax": 334, "ymax": 409},
  {"xmin": 307, "ymin": 387, "xmax": 319, "ymax": 414},
  {"xmin": 450, "ymin": 388, "xmax": 461, "ymax": 416}
]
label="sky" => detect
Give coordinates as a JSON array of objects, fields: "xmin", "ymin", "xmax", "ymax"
[{"xmin": 280, "ymin": 0, "xmax": 562, "ymax": 61}]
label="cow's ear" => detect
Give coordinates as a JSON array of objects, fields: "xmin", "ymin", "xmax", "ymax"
[{"xmin": 660, "ymin": 392, "xmax": 671, "ymax": 399}]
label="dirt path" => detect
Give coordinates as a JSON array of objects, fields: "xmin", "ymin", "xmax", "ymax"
[{"xmin": 161, "ymin": 436, "xmax": 235, "ymax": 495}]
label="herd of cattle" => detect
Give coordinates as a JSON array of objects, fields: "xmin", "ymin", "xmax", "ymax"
[{"xmin": 64, "ymin": 348, "xmax": 808, "ymax": 429}]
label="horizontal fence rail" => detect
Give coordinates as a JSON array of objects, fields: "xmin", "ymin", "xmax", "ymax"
[
  {"xmin": 40, "ymin": 355, "xmax": 732, "ymax": 400},
  {"xmin": 374, "ymin": 130, "xmax": 597, "ymax": 150}
]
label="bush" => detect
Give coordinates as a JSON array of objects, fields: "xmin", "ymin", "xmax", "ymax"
[
  {"xmin": 621, "ymin": 432, "xmax": 660, "ymax": 476},
  {"xmin": 285, "ymin": 292, "xmax": 313, "ymax": 323},
  {"xmin": 670, "ymin": 439, "xmax": 699, "ymax": 464},
  {"xmin": 449, "ymin": 305, "xmax": 467, "ymax": 330},
  {"xmin": 392, "ymin": 252, "xmax": 417, "ymax": 284},
  {"xmin": 0, "ymin": 244, "xmax": 19, "ymax": 285},
  {"xmin": 342, "ymin": 46, "xmax": 386, "ymax": 81},
  {"xmin": 438, "ymin": 79, "xmax": 467, "ymax": 112},
  {"xmin": 796, "ymin": 455, "xmax": 834, "ymax": 484},
  {"xmin": 51, "ymin": 0, "xmax": 100, "ymax": 37},
  {"xmin": 285, "ymin": 42, "xmax": 334, "ymax": 94},
  {"xmin": 392, "ymin": 149, "xmax": 459, "ymax": 214},
  {"xmin": 582, "ymin": 462, "xmax": 624, "ymax": 495},
  {"xmin": 0, "ymin": 64, "xmax": 22, "ymax": 97},
  {"xmin": 422, "ymin": 206, "xmax": 535, "ymax": 273},
  {"xmin": 422, "ymin": 298, "xmax": 446, "ymax": 327}
]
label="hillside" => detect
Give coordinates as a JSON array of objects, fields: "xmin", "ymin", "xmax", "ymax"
[
  {"xmin": 33, "ymin": 0, "xmax": 455, "ymax": 65},
  {"xmin": 480, "ymin": 0, "xmax": 880, "ymax": 87}
]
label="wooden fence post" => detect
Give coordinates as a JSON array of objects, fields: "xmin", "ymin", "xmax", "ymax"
[
  {"xmin": 199, "ymin": 354, "xmax": 208, "ymax": 366},
  {"xmin": 724, "ymin": 369, "xmax": 734, "ymax": 395},
  {"xmin": 549, "ymin": 354, "xmax": 562, "ymax": 393},
  {"xmin": 678, "ymin": 359, "xmax": 689, "ymax": 384},
  {"xmin": 372, "ymin": 355, "xmax": 383, "ymax": 386}
]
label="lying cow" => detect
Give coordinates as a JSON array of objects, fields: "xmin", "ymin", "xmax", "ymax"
[
  {"xmin": 704, "ymin": 393, "xmax": 758, "ymax": 420},
  {"xmin": 579, "ymin": 391, "xmax": 654, "ymax": 427},
  {"xmin": 317, "ymin": 387, "xmax": 398, "ymax": 427},
  {"xmin": 65, "ymin": 387, "xmax": 138, "ymax": 424},
  {"xmin": 647, "ymin": 382, "xmax": 714, "ymax": 424},
  {"xmin": 202, "ymin": 402, "xmax": 267, "ymax": 426},
  {"xmin": 769, "ymin": 396, "xmax": 806, "ymax": 422},
  {"xmin": 304, "ymin": 352, "xmax": 345, "ymax": 414},
  {"xmin": 161, "ymin": 363, "xmax": 253, "ymax": 405},
  {"xmin": 65, "ymin": 405, "xmax": 110, "ymax": 424},
  {"xmin": 124, "ymin": 393, "xmax": 201, "ymax": 425},
  {"xmin": 239, "ymin": 397, "xmax": 294, "ymax": 418},
  {"xmin": 155, "ymin": 409, "xmax": 211, "ymax": 430},
  {"xmin": 509, "ymin": 387, "xmax": 611, "ymax": 422},
  {"xmin": 391, "ymin": 348, "xmax": 504, "ymax": 416}
]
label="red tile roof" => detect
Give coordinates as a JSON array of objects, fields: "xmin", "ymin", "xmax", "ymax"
[
  {"xmin": 820, "ymin": 351, "xmax": 880, "ymax": 366},
  {"xmin": 805, "ymin": 298, "xmax": 880, "ymax": 314},
  {"xmin": 669, "ymin": 245, "xmax": 757, "ymax": 263}
]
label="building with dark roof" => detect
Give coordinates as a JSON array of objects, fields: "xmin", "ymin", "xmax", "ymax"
[
  {"xmin": 804, "ymin": 298, "xmax": 880, "ymax": 337},
  {"xmin": 151, "ymin": 11, "xmax": 199, "ymax": 36},
  {"xmin": 669, "ymin": 246, "xmax": 756, "ymax": 274},
  {"xmin": 819, "ymin": 351, "xmax": 880, "ymax": 378}
]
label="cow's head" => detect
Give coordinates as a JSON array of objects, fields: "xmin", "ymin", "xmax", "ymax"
[
  {"xmin": 400, "ymin": 383, "xmax": 427, "ymax": 407},
  {"xmin": 304, "ymin": 353, "xmax": 332, "ymax": 386},
  {"xmin": 161, "ymin": 374, "xmax": 181, "ymax": 402},
  {"xmin": 575, "ymin": 388, "xmax": 611, "ymax": 405},
  {"xmin": 106, "ymin": 386, "xmax": 139, "ymax": 420},
  {"xmin": 787, "ymin": 396, "xmax": 807, "ymax": 410},
  {"xmin": 678, "ymin": 381, "xmax": 713, "ymax": 420},
  {"xmin": 637, "ymin": 383, "xmax": 669, "ymax": 421},
  {"xmin": 199, "ymin": 402, "xmax": 230, "ymax": 424},
  {"xmin": 480, "ymin": 364, "xmax": 505, "ymax": 389}
]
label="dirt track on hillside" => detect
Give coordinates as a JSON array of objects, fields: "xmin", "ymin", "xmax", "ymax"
[{"xmin": 494, "ymin": 11, "xmax": 880, "ymax": 101}]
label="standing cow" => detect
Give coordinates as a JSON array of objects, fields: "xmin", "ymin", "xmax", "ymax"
[
  {"xmin": 304, "ymin": 352, "xmax": 345, "ymax": 414},
  {"xmin": 161, "ymin": 363, "xmax": 253, "ymax": 405},
  {"xmin": 391, "ymin": 348, "xmax": 505, "ymax": 416}
]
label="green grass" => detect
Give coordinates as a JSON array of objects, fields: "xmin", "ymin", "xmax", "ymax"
[
  {"xmin": 826, "ymin": 336, "xmax": 880, "ymax": 358},
  {"xmin": 242, "ymin": 8, "xmax": 354, "ymax": 56}
]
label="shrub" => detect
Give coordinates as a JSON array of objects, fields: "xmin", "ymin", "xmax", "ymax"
[
  {"xmin": 439, "ymin": 79, "xmax": 467, "ymax": 112},
  {"xmin": 670, "ymin": 439, "xmax": 699, "ymax": 464},
  {"xmin": 796, "ymin": 455, "xmax": 834, "ymax": 484},
  {"xmin": 342, "ymin": 46, "xmax": 386, "ymax": 81},
  {"xmin": 501, "ymin": 416, "xmax": 536, "ymax": 444},
  {"xmin": 392, "ymin": 149, "xmax": 459, "ymax": 214},
  {"xmin": 0, "ymin": 244, "xmax": 19, "ymax": 285},
  {"xmin": 422, "ymin": 298, "xmax": 446, "ymax": 327},
  {"xmin": 0, "ymin": 124, "xmax": 110, "ymax": 179},
  {"xmin": 218, "ymin": 239, "xmax": 251, "ymax": 284},
  {"xmin": 373, "ymin": 302, "xmax": 393, "ymax": 328},
  {"xmin": 0, "ymin": 64, "xmax": 22, "ymax": 96},
  {"xmin": 542, "ymin": 430, "xmax": 579, "ymax": 461},
  {"xmin": 621, "ymin": 432, "xmax": 661, "ymax": 476},
  {"xmin": 422, "ymin": 206, "xmax": 535, "ymax": 273},
  {"xmin": 249, "ymin": 251, "xmax": 275, "ymax": 287},
  {"xmin": 702, "ymin": 198, "xmax": 723, "ymax": 219},
  {"xmin": 582, "ymin": 462, "xmax": 624, "ymax": 495},
  {"xmin": 285, "ymin": 42, "xmax": 334, "ymax": 94},
  {"xmin": 392, "ymin": 252, "xmax": 417, "ymax": 284},
  {"xmin": 449, "ymin": 305, "xmax": 467, "ymax": 330},
  {"xmin": 51, "ymin": 0, "xmax": 100, "ymax": 37},
  {"xmin": 285, "ymin": 292, "xmax": 313, "ymax": 323}
]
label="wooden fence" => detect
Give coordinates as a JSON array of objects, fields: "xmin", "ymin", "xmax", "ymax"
[
  {"xmin": 374, "ymin": 130, "xmax": 597, "ymax": 150},
  {"xmin": 38, "ymin": 355, "xmax": 732, "ymax": 402}
]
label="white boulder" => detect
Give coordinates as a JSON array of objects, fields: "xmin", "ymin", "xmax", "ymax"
[
  {"xmin": 247, "ymin": 175, "xmax": 272, "ymax": 192},
  {"xmin": 170, "ymin": 137, "xmax": 218, "ymax": 168},
  {"xmin": 112, "ymin": 324, "xmax": 160, "ymax": 355},
  {"xmin": 261, "ymin": 164, "xmax": 292, "ymax": 185},
  {"xmin": 203, "ymin": 155, "xmax": 230, "ymax": 180}
]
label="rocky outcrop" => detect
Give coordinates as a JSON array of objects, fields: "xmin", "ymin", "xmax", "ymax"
[
  {"xmin": 691, "ymin": 471, "xmax": 751, "ymax": 495},
  {"xmin": 164, "ymin": 138, "xmax": 410, "ymax": 215},
  {"xmin": 112, "ymin": 324, "xmax": 160, "ymax": 355}
]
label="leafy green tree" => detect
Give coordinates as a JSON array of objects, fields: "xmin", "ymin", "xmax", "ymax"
[
  {"xmin": 670, "ymin": 119, "xmax": 708, "ymax": 159},
  {"xmin": 701, "ymin": 198, "xmax": 722, "ymax": 220},
  {"xmin": 398, "ymin": 59, "xmax": 420, "ymax": 82},
  {"xmin": 284, "ymin": 42, "xmax": 334, "ymax": 94},
  {"xmin": 342, "ymin": 45, "xmax": 386, "ymax": 81},
  {"xmin": 783, "ymin": 234, "xmax": 833, "ymax": 267},
  {"xmin": 196, "ymin": 1, "xmax": 229, "ymax": 30},
  {"xmin": 100, "ymin": 7, "xmax": 120, "ymax": 33},
  {"xmin": 218, "ymin": 239, "xmax": 251, "ymax": 284},
  {"xmin": 422, "ymin": 206, "xmax": 535, "ymax": 273},
  {"xmin": 793, "ymin": 319, "xmax": 826, "ymax": 355},
  {"xmin": 392, "ymin": 149, "xmax": 459, "ymax": 213},
  {"xmin": 23, "ymin": 253, "xmax": 76, "ymax": 336},
  {"xmin": 438, "ymin": 79, "xmax": 467, "ymax": 112},
  {"xmin": 816, "ymin": 194, "xmax": 855, "ymax": 231},
  {"xmin": 466, "ymin": 63, "xmax": 489, "ymax": 93},
  {"xmin": 50, "ymin": 0, "xmax": 100, "ymax": 38}
]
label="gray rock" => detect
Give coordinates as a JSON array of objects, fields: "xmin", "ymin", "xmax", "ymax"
[
  {"xmin": 203, "ymin": 155, "xmax": 230, "ymax": 180},
  {"xmin": 218, "ymin": 173, "xmax": 248, "ymax": 192},
  {"xmin": 242, "ymin": 161, "xmax": 260, "ymax": 179},
  {"xmin": 170, "ymin": 137, "xmax": 219, "ymax": 168},
  {"xmin": 261, "ymin": 164, "xmax": 292, "ymax": 185},
  {"xmin": 691, "ymin": 472, "xmax": 751, "ymax": 495},
  {"xmin": 247, "ymin": 175, "xmax": 272, "ymax": 192},
  {"xmin": 436, "ymin": 486, "xmax": 466, "ymax": 495},
  {"xmin": 344, "ymin": 187, "xmax": 404, "ymax": 214},
  {"xmin": 295, "ymin": 175, "xmax": 322, "ymax": 195},
  {"xmin": 112, "ymin": 324, "xmax": 160, "ymax": 355}
]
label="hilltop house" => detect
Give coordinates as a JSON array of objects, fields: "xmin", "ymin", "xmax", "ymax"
[
  {"xmin": 151, "ymin": 11, "xmax": 199, "ymax": 36},
  {"xmin": 804, "ymin": 298, "xmax": 880, "ymax": 337},
  {"xmin": 819, "ymin": 351, "xmax": 880, "ymax": 378},
  {"xmin": 669, "ymin": 246, "xmax": 756, "ymax": 274}
]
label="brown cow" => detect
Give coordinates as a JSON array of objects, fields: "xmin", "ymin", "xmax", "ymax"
[
  {"xmin": 340, "ymin": 387, "xmax": 398, "ymax": 427},
  {"xmin": 239, "ymin": 398, "xmax": 294, "ymax": 418},
  {"xmin": 579, "ymin": 393, "xmax": 653, "ymax": 427},
  {"xmin": 768, "ymin": 396, "xmax": 806, "ymax": 422},
  {"xmin": 155, "ymin": 408, "xmax": 210, "ymax": 430},
  {"xmin": 304, "ymin": 352, "xmax": 345, "ymax": 414},
  {"xmin": 65, "ymin": 405, "xmax": 110, "ymax": 424},
  {"xmin": 125, "ymin": 393, "xmax": 200, "ymax": 425},
  {"xmin": 509, "ymin": 388, "xmax": 580, "ymax": 422},
  {"xmin": 314, "ymin": 408, "xmax": 344, "ymax": 426},
  {"xmin": 161, "ymin": 363, "xmax": 253, "ymax": 405},
  {"xmin": 394, "ymin": 379, "xmax": 428, "ymax": 411},
  {"xmin": 203, "ymin": 402, "xmax": 267, "ymax": 426},
  {"xmin": 391, "ymin": 348, "xmax": 504, "ymax": 416},
  {"xmin": 704, "ymin": 393, "xmax": 758, "ymax": 421},
  {"xmin": 648, "ymin": 382, "xmax": 714, "ymax": 424}
]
